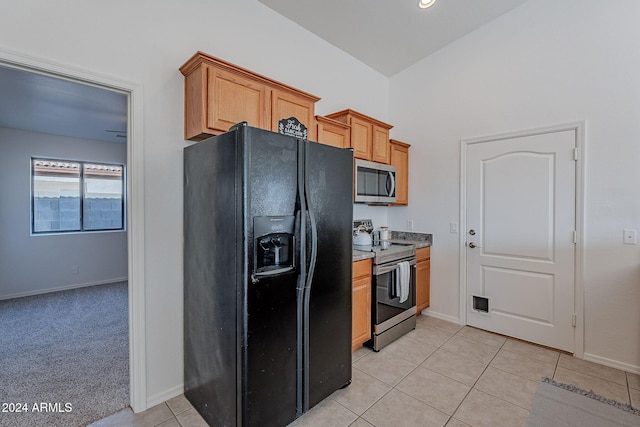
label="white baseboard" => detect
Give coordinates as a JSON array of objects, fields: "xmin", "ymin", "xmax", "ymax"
[
  {"xmin": 145, "ymin": 383, "xmax": 185, "ymax": 411},
  {"xmin": 420, "ymin": 308, "xmax": 461, "ymax": 325},
  {"xmin": 0, "ymin": 277, "xmax": 128, "ymax": 301},
  {"xmin": 582, "ymin": 352, "xmax": 640, "ymax": 375}
]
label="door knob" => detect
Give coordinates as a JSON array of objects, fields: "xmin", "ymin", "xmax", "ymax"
[{"xmin": 468, "ymin": 242, "xmax": 477, "ymax": 248}]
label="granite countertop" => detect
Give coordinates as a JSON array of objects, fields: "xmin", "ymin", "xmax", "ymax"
[
  {"xmin": 352, "ymin": 231, "xmax": 432, "ymax": 261},
  {"xmin": 352, "ymin": 250, "xmax": 375, "ymax": 262},
  {"xmin": 390, "ymin": 231, "xmax": 432, "ymax": 248}
]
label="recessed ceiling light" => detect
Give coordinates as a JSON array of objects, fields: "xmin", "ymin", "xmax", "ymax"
[{"xmin": 418, "ymin": 0, "xmax": 436, "ymax": 8}]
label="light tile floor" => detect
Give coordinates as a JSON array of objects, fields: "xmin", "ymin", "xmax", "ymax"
[{"xmin": 91, "ymin": 314, "xmax": 640, "ymax": 427}]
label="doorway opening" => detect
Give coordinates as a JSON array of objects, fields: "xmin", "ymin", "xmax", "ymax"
[{"xmin": 0, "ymin": 50, "xmax": 145, "ymax": 418}]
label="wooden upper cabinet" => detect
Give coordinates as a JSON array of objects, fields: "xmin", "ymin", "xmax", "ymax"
[
  {"xmin": 350, "ymin": 115, "xmax": 373, "ymax": 160},
  {"xmin": 325, "ymin": 109, "xmax": 392, "ymax": 163},
  {"xmin": 208, "ymin": 66, "xmax": 268, "ymax": 133},
  {"xmin": 372, "ymin": 125, "xmax": 391, "ymax": 164},
  {"xmin": 315, "ymin": 115, "xmax": 350, "ymax": 149},
  {"xmin": 272, "ymin": 88, "xmax": 317, "ymax": 142},
  {"xmin": 180, "ymin": 52, "xmax": 320, "ymax": 141},
  {"xmin": 390, "ymin": 139, "xmax": 410, "ymax": 205}
]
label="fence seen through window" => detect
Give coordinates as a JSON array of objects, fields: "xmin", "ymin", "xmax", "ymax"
[{"xmin": 32, "ymin": 158, "xmax": 124, "ymax": 233}]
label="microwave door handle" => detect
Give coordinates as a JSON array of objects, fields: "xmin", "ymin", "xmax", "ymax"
[{"xmin": 386, "ymin": 171, "xmax": 396, "ymax": 197}]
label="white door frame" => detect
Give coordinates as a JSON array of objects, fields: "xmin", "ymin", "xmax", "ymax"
[
  {"xmin": 459, "ymin": 122, "xmax": 586, "ymax": 358},
  {"xmin": 0, "ymin": 47, "xmax": 148, "ymax": 411}
]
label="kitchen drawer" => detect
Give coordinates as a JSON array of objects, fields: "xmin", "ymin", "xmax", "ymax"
[
  {"xmin": 416, "ymin": 246, "xmax": 430, "ymax": 261},
  {"xmin": 353, "ymin": 258, "xmax": 372, "ymax": 279}
]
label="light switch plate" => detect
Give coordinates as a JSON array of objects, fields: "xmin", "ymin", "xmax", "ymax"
[{"xmin": 623, "ymin": 229, "xmax": 637, "ymax": 245}]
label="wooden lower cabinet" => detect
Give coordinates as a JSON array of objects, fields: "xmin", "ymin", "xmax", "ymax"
[
  {"xmin": 352, "ymin": 258, "xmax": 372, "ymax": 352},
  {"xmin": 416, "ymin": 247, "xmax": 431, "ymax": 313}
]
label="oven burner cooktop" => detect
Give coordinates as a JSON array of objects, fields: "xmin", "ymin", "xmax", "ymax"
[
  {"xmin": 369, "ymin": 242, "xmax": 415, "ymax": 265},
  {"xmin": 353, "ymin": 219, "xmax": 416, "ymax": 265}
]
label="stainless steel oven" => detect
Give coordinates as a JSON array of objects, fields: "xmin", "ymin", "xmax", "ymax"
[{"xmin": 369, "ymin": 247, "xmax": 417, "ymax": 351}]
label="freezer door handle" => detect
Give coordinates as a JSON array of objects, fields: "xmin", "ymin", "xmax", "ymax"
[
  {"xmin": 301, "ymin": 140, "xmax": 319, "ymax": 412},
  {"xmin": 304, "ymin": 207, "xmax": 318, "ymax": 290}
]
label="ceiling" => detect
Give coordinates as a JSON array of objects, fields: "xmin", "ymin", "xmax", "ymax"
[
  {"xmin": 258, "ymin": 0, "xmax": 530, "ymax": 77},
  {"xmin": 0, "ymin": 65, "xmax": 127, "ymax": 144},
  {"xmin": 0, "ymin": 1, "xmax": 528, "ymax": 144}
]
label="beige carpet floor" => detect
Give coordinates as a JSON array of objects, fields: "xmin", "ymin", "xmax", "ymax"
[{"xmin": 0, "ymin": 282, "xmax": 129, "ymax": 427}]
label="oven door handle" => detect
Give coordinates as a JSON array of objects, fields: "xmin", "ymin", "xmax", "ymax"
[{"xmin": 374, "ymin": 259, "xmax": 416, "ymax": 275}]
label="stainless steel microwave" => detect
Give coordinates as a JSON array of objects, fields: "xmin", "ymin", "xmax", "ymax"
[{"xmin": 354, "ymin": 159, "xmax": 396, "ymax": 204}]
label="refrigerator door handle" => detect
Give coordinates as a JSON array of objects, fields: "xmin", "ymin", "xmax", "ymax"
[
  {"xmin": 295, "ymin": 142, "xmax": 307, "ymax": 418},
  {"xmin": 301, "ymin": 141, "xmax": 319, "ymax": 412},
  {"xmin": 304, "ymin": 207, "xmax": 318, "ymax": 290},
  {"xmin": 303, "ymin": 140, "xmax": 318, "ymax": 291}
]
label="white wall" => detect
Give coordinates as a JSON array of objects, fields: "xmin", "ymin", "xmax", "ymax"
[
  {"xmin": 0, "ymin": 0, "xmax": 389, "ymax": 407},
  {"xmin": 0, "ymin": 127, "xmax": 128, "ymax": 299},
  {"xmin": 388, "ymin": 0, "xmax": 640, "ymax": 372}
]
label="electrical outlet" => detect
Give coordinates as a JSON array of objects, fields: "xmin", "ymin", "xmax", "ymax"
[
  {"xmin": 71, "ymin": 265, "xmax": 79, "ymax": 274},
  {"xmin": 623, "ymin": 229, "xmax": 637, "ymax": 245},
  {"xmin": 407, "ymin": 220, "xmax": 414, "ymax": 230}
]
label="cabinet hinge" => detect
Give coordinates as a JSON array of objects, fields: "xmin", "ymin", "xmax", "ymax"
[
  {"xmin": 573, "ymin": 147, "xmax": 579, "ymax": 161},
  {"xmin": 573, "ymin": 230, "xmax": 577, "ymax": 244},
  {"xmin": 572, "ymin": 313, "xmax": 577, "ymax": 327}
]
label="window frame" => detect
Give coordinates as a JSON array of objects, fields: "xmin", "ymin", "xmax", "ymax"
[{"xmin": 31, "ymin": 157, "xmax": 126, "ymax": 235}]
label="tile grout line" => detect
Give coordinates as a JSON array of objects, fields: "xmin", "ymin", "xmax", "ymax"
[
  {"xmin": 400, "ymin": 321, "xmax": 503, "ymax": 425},
  {"xmin": 552, "ymin": 348, "xmax": 560, "ymax": 380},
  {"xmin": 347, "ymin": 342, "xmax": 438, "ymax": 425},
  {"xmin": 626, "ymin": 372, "xmax": 632, "ymax": 409},
  {"xmin": 330, "ymin": 365, "xmax": 392, "ymax": 426},
  {"xmin": 344, "ymin": 320, "xmax": 467, "ymax": 426},
  {"xmin": 374, "ymin": 321, "xmax": 464, "ymax": 426},
  {"xmin": 444, "ymin": 327, "xmax": 512, "ymax": 425},
  {"xmin": 434, "ymin": 323, "xmax": 469, "ymax": 426},
  {"xmin": 484, "ymin": 346, "xmax": 561, "ymax": 389}
]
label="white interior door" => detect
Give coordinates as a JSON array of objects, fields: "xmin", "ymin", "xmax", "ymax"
[{"xmin": 465, "ymin": 129, "xmax": 576, "ymax": 352}]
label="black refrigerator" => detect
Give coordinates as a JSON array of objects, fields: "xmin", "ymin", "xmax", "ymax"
[{"xmin": 183, "ymin": 123, "xmax": 353, "ymax": 427}]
